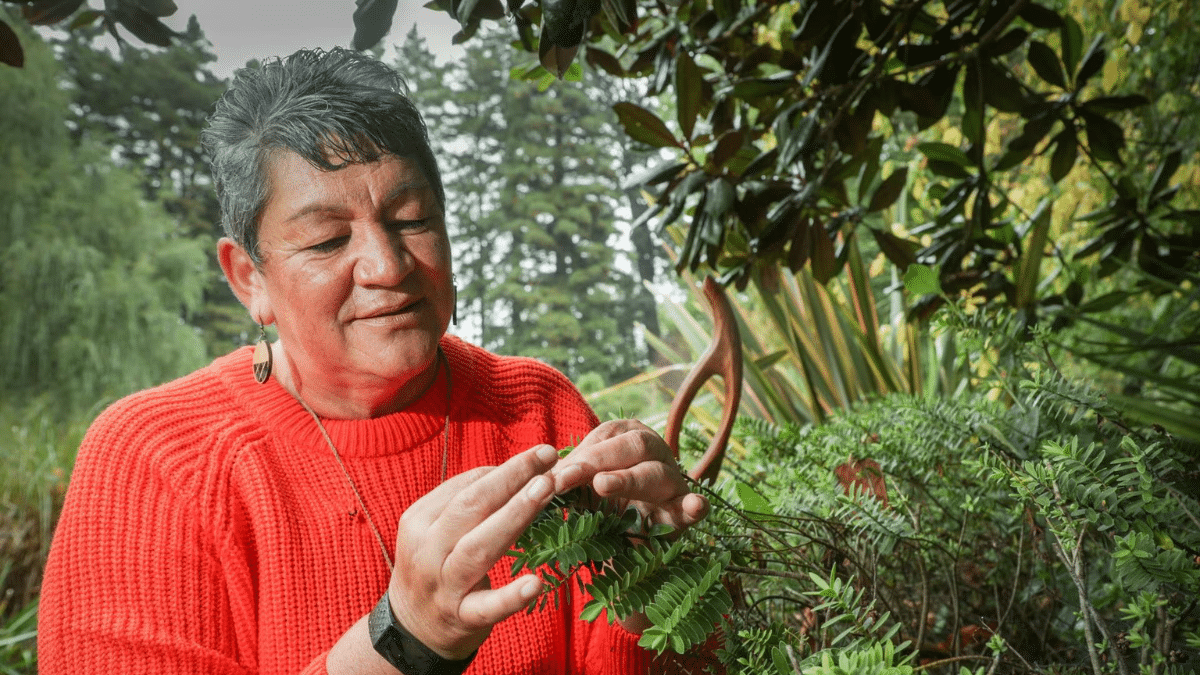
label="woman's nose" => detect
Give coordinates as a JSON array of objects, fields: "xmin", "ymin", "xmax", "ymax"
[{"xmin": 352, "ymin": 223, "xmax": 410, "ymax": 287}]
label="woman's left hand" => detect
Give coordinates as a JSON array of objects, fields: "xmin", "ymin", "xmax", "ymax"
[{"xmin": 548, "ymin": 419, "xmax": 710, "ymax": 540}]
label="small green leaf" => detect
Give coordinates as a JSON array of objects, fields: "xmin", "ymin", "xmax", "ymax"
[
  {"xmin": 903, "ymin": 263, "xmax": 942, "ymax": 296},
  {"xmin": 564, "ymin": 60, "xmax": 583, "ymax": 82},
  {"xmin": 917, "ymin": 142, "xmax": 972, "ymax": 167},
  {"xmin": 735, "ymin": 481, "xmax": 774, "ymax": 516}
]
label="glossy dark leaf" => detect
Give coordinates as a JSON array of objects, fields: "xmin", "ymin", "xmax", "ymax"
[
  {"xmin": 972, "ymin": 185, "xmax": 993, "ymax": 236},
  {"xmin": 1150, "ymin": 149, "xmax": 1183, "ymax": 197},
  {"xmin": 1065, "ymin": 280, "xmax": 1083, "ymax": 305},
  {"xmin": 352, "ymin": 0, "xmax": 398, "ymax": 50},
  {"xmin": 980, "ymin": 58, "xmax": 1024, "ymax": 113},
  {"xmin": 741, "ymin": 147, "xmax": 778, "ymax": 180},
  {"xmin": 961, "ymin": 60, "xmax": 983, "ymax": 146},
  {"xmin": 810, "ymin": 222, "xmax": 838, "ymax": 284},
  {"xmin": 112, "ymin": 4, "xmax": 176, "ymax": 46},
  {"xmin": 787, "ymin": 217, "xmax": 811, "ymax": 272},
  {"xmin": 712, "ymin": 131, "xmax": 745, "ymax": 170},
  {"xmin": 613, "ymin": 102, "xmax": 679, "ymax": 148},
  {"xmin": 585, "ymin": 46, "xmax": 624, "ymax": 76},
  {"xmin": 1060, "ymin": 14, "xmax": 1083, "ymax": 79},
  {"xmin": 0, "ymin": 19, "xmax": 22, "ymax": 67},
  {"xmin": 1019, "ymin": 2, "xmax": 1062, "ymax": 29},
  {"xmin": 539, "ymin": 0, "xmax": 599, "ymax": 75},
  {"xmin": 68, "ymin": 8, "xmax": 102, "ymax": 29},
  {"xmin": 22, "ymin": 0, "xmax": 84, "ymax": 25},
  {"xmin": 1027, "ymin": 40, "xmax": 1066, "ymax": 88},
  {"xmin": 803, "ymin": 13, "xmax": 853, "ymax": 87},
  {"xmin": 987, "ymin": 28, "xmax": 1028, "ymax": 57},
  {"xmin": 539, "ymin": 40, "xmax": 579, "ymax": 78},
  {"xmin": 731, "ymin": 75, "xmax": 793, "ymax": 100},
  {"xmin": 1082, "ymin": 94, "xmax": 1150, "ymax": 113},
  {"xmin": 675, "ymin": 49, "xmax": 702, "ymax": 140},
  {"xmin": 622, "ymin": 160, "xmax": 686, "ymax": 190},
  {"xmin": 834, "ymin": 102, "xmax": 872, "ymax": 156},
  {"xmin": 872, "ymin": 228, "xmax": 919, "ymax": 271},
  {"xmin": 1075, "ymin": 36, "xmax": 1105, "ymax": 89},
  {"xmin": 599, "ymin": 0, "xmax": 636, "ymax": 33},
  {"xmin": 867, "ymin": 167, "xmax": 908, "ymax": 212},
  {"xmin": 1078, "ymin": 291, "xmax": 1134, "ymax": 313},
  {"xmin": 1050, "ymin": 128, "xmax": 1077, "ymax": 183},
  {"xmin": 1080, "ymin": 110, "xmax": 1125, "ymax": 164},
  {"xmin": 777, "ymin": 105, "xmax": 819, "ymax": 168},
  {"xmin": 134, "ymin": 0, "xmax": 177, "ymax": 18}
]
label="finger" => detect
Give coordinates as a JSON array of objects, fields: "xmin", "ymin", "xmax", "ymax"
[
  {"xmin": 457, "ymin": 574, "xmax": 544, "ymax": 628},
  {"xmin": 430, "ymin": 444, "xmax": 559, "ymax": 557},
  {"xmin": 441, "ymin": 472, "xmax": 557, "ymax": 588},
  {"xmin": 399, "ymin": 466, "xmax": 493, "ymax": 527},
  {"xmin": 551, "ymin": 428, "xmax": 672, "ymax": 493},
  {"xmin": 592, "ymin": 460, "xmax": 687, "ymax": 505},
  {"xmin": 640, "ymin": 492, "xmax": 712, "ymax": 532}
]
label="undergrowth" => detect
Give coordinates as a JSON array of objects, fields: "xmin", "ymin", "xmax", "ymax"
[{"xmin": 513, "ymin": 312, "xmax": 1200, "ymax": 674}]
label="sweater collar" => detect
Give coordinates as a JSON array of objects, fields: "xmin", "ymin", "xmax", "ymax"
[{"xmin": 219, "ymin": 336, "xmax": 475, "ymax": 458}]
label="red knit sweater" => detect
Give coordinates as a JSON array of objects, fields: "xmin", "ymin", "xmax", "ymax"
[{"xmin": 39, "ymin": 336, "xmax": 712, "ymax": 674}]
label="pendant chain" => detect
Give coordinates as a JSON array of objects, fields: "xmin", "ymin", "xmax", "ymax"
[{"xmin": 296, "ymin": 349, "xmax": 452, "ymax": 572}]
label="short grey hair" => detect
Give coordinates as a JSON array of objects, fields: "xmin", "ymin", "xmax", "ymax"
[{"xmin": 201, "ymin": 47, "xmax": 444, "ymax": 262}]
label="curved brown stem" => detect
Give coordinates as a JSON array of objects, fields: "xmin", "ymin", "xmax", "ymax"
[{"xmin": 664, "ymin": 275, "xmax": 743, "ymax": 483}]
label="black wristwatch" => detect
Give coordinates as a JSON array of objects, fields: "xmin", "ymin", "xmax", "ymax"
[{"xmin": 368, "ymin": 591, "xmax": 477, "ymax": 675}]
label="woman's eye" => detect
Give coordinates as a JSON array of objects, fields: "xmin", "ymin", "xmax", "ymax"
[
  {"xmin": 390, "ymin": 218, "xmax": 432, "ymax": 232},
  {"xmin": 309, "ymin": 236, "xmax": 348, "ymax": 252}
]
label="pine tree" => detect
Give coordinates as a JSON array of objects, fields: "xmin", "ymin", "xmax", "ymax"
[
  {"xmin": 393, "ymin": 27, "xmax": 661, "ymax": 384},
  {"xmin": 55, "ymin": 19, "xmax": 247, "ymax": 358}
]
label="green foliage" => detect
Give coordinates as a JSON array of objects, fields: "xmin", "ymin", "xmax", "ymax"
[
  {"xmin": 0, "ymin": 21, "xmax": 209, "ymax": 415},
  {"xmin": 511, "ymin": 486, "xmax": 733, "ymax": 655},
  {"xmin": 537, "ymin": 305, "xmax": 1200, "ymax": 672},
  {"xmin": 398, "ymin": 0, "xmax": 1199, "ymax": 345},
  {"xmin": 56, "ymin": 18, "xmax": 245, "ymax": 358},
  {"xmin": 391, "ymin": 27, "xmax": 662, "ymax": 385}
]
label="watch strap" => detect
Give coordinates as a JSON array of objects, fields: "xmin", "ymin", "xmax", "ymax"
[{"xmin": 368, "ymin": 591, "xmax": 477, "ymax": 675}]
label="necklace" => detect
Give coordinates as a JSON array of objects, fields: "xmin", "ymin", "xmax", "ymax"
[{"xmin": 295, "ymin": 349, "xmax": 452, "ymax": 571}]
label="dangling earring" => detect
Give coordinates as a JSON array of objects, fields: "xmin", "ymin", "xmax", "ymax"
[
  {"xmin": 253, "ymin": 322, "xmax": 273, "ymax": 384},
  {"xmin": 452, "ymin": 275, "xmax": 459, "ymax": 326}
]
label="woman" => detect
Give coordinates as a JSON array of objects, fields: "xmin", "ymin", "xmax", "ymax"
[{"xmin": 38, "ymin": 48, "xmax": 713, "ymax": 674}]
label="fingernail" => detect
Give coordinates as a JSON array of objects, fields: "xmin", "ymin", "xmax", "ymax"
[
  {"xmin": 535, "ymin": 444, "xmax": 558, "ymax": 464},
  {"xmin": 522, "ymin": 576, "xmax": 543, "ymax": 600},
  {"xmin": 527, "ymin": 475, "xmax": 552, "ymax": 501},
  {"xmin": 594, "ymin": 474, "xmax": 619, "ymax": 494},
  {"xmin": 559, "ymin": 463, "xmax": 584, "ymax": 486}
]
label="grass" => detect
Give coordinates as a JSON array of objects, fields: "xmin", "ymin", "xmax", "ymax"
[{"xmin": 0, "ymin": 399, "xmax": 86, "ymax": 674}]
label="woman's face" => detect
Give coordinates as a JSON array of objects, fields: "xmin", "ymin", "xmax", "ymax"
[{"xmin": 248, "ymin": 151, "xmax": 453, "ymax": 407}]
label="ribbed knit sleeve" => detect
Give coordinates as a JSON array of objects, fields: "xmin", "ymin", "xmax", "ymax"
[{"xmin": 39, "ymin": 363, "xmax": 260, "ymax": 674}]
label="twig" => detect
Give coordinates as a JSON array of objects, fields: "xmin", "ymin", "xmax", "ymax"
[
  {"xmin": 727, "ymin": 564, "xmax": 811, "ymax": 582},
  {"xmin": 913, "ymin": 655, "xmax": 993, "ymax": 672}
]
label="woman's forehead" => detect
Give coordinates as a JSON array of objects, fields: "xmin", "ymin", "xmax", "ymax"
[{"xmin": 264, "ymin": 151, "xmax": 435, "ymax": 219}]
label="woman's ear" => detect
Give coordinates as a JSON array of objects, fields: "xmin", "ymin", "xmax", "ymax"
[{"xmin": 218, "ymin": 237, "xmax": 274, "ymax": 324}]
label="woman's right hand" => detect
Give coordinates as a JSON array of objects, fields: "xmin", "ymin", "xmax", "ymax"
[{"xmin": 385, "ymin": 443, "xmax": 562, "ymax": 660}]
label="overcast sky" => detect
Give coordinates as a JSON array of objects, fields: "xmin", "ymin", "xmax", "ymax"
[{"xmin": 168, "ymin": 0, "xmax": 464, "ymax": 78}]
